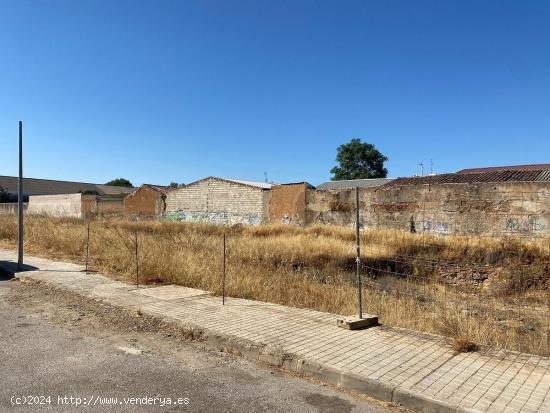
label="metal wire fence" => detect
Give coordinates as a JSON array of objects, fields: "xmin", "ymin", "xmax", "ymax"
[
  {"xmin": 358, "ymin": 236, "xmax": 550, "ymax": 357},
  {"xmin": 71, "ymin": 204, "xmax": 550, "ymax": 358}
]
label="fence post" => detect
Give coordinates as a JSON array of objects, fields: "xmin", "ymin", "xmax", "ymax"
[
  {"xmin": 547, "ymin": 288, "xmax": 550, "ymax": 356},
  {"xmin": 85, "ymin": 219, "xmax": 90, "ymax": 273},
  {"xmin": 222, "ymin": 232, "xmax": 226, "ymax": 305},
  {"xmin": 134, "ymin": 230, "xmax": 139, "ymax": 288},
  {"xmin": 355, "ymin": 187, "xmax": 363, "ymax": 319}
]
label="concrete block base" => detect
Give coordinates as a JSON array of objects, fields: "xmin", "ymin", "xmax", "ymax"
[{"xmin": 337, "ymin": 314, "xmax": 379, "ymax": 330}]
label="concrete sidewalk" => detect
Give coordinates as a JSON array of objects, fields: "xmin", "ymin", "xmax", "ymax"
[{"xmin": 1, "ymin": 249, "xmax": 549, "ymax": 413}]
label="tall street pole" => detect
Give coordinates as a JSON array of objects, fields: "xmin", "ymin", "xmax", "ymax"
[{"xmin": 17, "ymin": 121, "xmax": 24, "ymax": 269}]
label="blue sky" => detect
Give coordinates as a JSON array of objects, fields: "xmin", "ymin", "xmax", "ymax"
[{"xmin": 1, "ymin": 0, "xmax": 549, "ymax": 186}]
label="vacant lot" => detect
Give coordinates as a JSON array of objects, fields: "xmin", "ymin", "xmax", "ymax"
[{"xmin": 1, "ymin": 215, "xmax": 549, "ymax": 355}]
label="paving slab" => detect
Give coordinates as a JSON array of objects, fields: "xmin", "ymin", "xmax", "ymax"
[
  {"xmin": 1, "ymin": 248, "xmax": 549, "ymax": 413},
  {"xmin": 134, "ymin": 284, "xmax": 208, "ymax": 300}
]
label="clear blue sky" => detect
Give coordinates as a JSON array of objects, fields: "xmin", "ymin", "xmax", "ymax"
[{"xmin": 1, "ymin": 0, "xmax": 549, "ymax": 186}]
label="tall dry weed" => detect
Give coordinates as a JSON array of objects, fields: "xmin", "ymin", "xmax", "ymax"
[{"xmin": 0, "ymin": 214, "xmax": 548, "ymax": 356}]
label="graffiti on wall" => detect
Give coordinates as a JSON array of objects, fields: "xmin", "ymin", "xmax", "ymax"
[
  {"xmin": 423, "ymin": 220, "xmax": 450, "ymax": 234},
  {"xmin": 165, "ymin": 210, "xmax": 261, "ymax": 225},
  {"xmin": 505, "ymin": 216, "xmax": 546, "ymax": 233}
]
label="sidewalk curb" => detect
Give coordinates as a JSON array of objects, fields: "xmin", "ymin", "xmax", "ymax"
[{"xmin": 14, "ymin": 272, "xmax": 474, "ymax": 413}]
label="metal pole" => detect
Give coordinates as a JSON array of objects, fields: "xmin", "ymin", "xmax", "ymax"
[
  {"xmin": 355, "ymin": 187, "xmax": 363, "ymax": 319},
  {"xmin": 134, "ymin": 230, "xmax": 139, "ymax": 288},
  {"xmin": 85, "ymin": 219, "xmax": 90, "ymax": 273},
  {"xmin": 222, "ymin": 232, "xmax": 226, "ymax": 305},
  {"xmin": 17, "ymin": 121, "xmax": 24, "ymax": 269}
]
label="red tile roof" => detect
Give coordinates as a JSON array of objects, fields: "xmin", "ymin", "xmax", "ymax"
[
  {"xmin": 385, "ymin": 170, "xmax": 550, "ymax": 187},
  {"xmin": 457, "ymin": 164, "xmax": 550, "ymax": 174}
]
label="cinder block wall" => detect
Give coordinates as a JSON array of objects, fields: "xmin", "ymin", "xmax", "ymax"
[{"xmin": 165, "ymin": 178, "xmax": 269, "ymax": 225}]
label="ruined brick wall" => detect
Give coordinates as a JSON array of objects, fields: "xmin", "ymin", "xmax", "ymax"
[
  {"xmin": 269, "ymin": 183, "xmax": 307, "ymax": 225},
  {"xmin": 81, "ymin": 195, "xmax": 97, "ymax": 218},
  {"xmin": 366, "ymin": 182, "xmax": 550, "ymax": 236},
  {"xmin": 123, "ymin": 187, "xmax": 165, "ymax": 217},
  {"xmin": 165, "ymin": 177, "xmax": 269, "ymax": 225},
  {"xmin": 305, "ymin": 188, "xmax": 357, "ymax": 227},
  {"xmin": 80, "ymin": 195, "xmax": 123, "ymax": 218},
  {"xmin": 302, "ymin": 182, "xmax": 550, "ymax": 236},
  {"xmin": 96, "ymin": 198, "xmax": 124, "ymax": 216}
]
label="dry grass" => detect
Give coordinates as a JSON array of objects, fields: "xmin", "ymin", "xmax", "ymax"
[{"xmin": 0, "ymin": 214, "xmax": 548, "ymax": 356}]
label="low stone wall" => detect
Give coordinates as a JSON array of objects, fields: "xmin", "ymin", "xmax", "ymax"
[
  {"xmin": 28, "ymin": 194, "xmax": 82, "ymax": 218},
  {"xmin": 27, "ymin": 194, "xmax": 125, "ymax": 219},
  {"xmin": 82, "ymin": 195, "xmax": 124, "ymax": 218},
  {"xmin": 96, "ymin": 197, "xmax": 124, "ymax": 216}
]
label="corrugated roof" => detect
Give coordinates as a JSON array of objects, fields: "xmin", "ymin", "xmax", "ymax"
[
  {"xmin": 223, "ymin": 178, "xmax": 272, "ymax": 189},
  {"xmin": 0, "ymin": 175, "xmax": 135, "ymax": 196},
  {"xmin": 317, "ymin": 178, "xmax": 393, "ymax": 190},
  {"xmin": 274, "ymin": 182, "xmax": 316, "ymax": 189},
  {"xmin": 457, "ymin": 164, "xmax": 550, "ymax": 174},
  {"xmin": 385, "ymin": 170, "xmax": 550, "ymax": 187},
  {"xmin": 182, "ymin": 177, "xmax": 273, "ymax": 190}
]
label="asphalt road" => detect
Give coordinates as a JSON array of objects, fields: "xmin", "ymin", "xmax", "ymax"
[{"xmin": 0, "ymin": 273, "xmax": 397, "ymax": 413}]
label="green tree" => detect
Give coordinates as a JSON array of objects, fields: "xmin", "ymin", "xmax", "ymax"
[
  {"xmin": 330, "ymin": 138, "xmax": 388, "ymax": 180},
  {"xmin": 169, "ymin": 182, "xmax": 178, "ymax": 189},
  {"xmin": 105, "ymin": 178, "xmax": 133, "ymax": 187}
]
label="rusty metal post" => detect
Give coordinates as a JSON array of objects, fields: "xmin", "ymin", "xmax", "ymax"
[
  {"xmin": 85, "ymin": 219, "xmax": 90, "ymax": 273},
  {"xmin": 134, "ymin": 230, "xmax": 139, "ymax": 288},
  {"xmin": 355, "ymin": 187, "xmax": 363, "ymax": 319},
  {"xmin": 222, "ymin": 232, "xmax": 226, "ymax": 305}
]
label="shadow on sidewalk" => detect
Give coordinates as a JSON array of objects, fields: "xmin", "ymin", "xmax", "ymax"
[{"xmin": 0, "ymin": 260, "xmax": 39, "ymax": 278}]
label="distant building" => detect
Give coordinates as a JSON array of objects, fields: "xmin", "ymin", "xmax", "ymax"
[
  {"xmin": 316, "ymin": 178, "xmax": 393, "ymax": 191},
  {"xmin": 0, "ymin": 175, "xmax": 134, "ymax": 200}
]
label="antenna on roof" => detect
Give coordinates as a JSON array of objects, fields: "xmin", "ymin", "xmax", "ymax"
[
  {"xmin": 429, "ymin": 159, "xmax": 436, "ymax": 176},
  {"xmin": 264, "ymin": 172, "xmax": 268, "ymax": 183}
]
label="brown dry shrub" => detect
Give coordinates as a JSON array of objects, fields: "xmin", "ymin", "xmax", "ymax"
[{"xmin": 452, "ymin": 336, "xmax": 478, "ymax": 353}]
